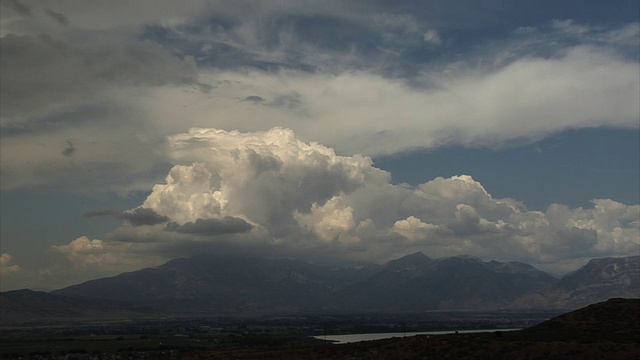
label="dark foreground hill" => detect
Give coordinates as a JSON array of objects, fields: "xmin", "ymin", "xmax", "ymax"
[
  {"xmin": 521, "ymin": 297, "xmax": 640, "ymax": 342},
  {"xmin": 175, "ymin": 298, "xmax": 640, "ymax": 360}
]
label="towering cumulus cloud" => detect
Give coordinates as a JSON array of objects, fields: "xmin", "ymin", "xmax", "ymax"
[
  {"xmin": 139, "ymin": 127, "xmax": 388, "ymax": 243},
  {"xmin": 87, "ymin": 127, "xmax": 638, "ymax": 272}
]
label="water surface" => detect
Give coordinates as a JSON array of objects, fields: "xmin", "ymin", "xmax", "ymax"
[{"xmin": 316, "ymin": 328, "xmax": 521, "ymax": 344}]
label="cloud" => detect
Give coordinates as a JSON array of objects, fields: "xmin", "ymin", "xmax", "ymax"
[
  {"xmin": 0, "ymin": 253, "xmax": 21, "ymax": 276},
  {"xmin": 2, "ymin": 0, "xmax": 32, "ymax": 17},
  {"xmin": 43, "ymin": 236, "xmax": 165, "ymax": 288},
  {"xmin": 121, "ymin": 208, "xmax": 171, "ymax": 226},
  {"xmin": 61, "ymin": 140, "xmax": 74, "ymax": 157},
  {"xmin": 164, "ymin": 217, "xmax": 252, "ymax": 235},
  {"xmin": 293, "ymin": 196, "xmax": 361, "ymax": 243},
  {"xmin": 0, "ymin": 0, "xmax": 216, "ymax": 35},
  {"xmin": 2, "ymin": 2, "xmax": 639, "ymax": 288},
  {"xmin": 0, "ymin": 31, "xmax": 200, "ymax": 192},
  {"xmin": 83, "ymin": 209, "xmax": 120, "ymax": 218},
  {"xmin": 423, "ymin": 29, "xmax": 441, "ymax": 45},
  {"xmin": 51, "ymin": 236, "xmax": 146, "ymax": 269},
  {"xmin": 393, "ymin": 216, "xmax": 437, "ymax": 242},
  {"xmin": 2, "ymin": 13, "xmax": 637, "ymax": 194},
  {"xmin": 0, "ymin": 34, "xmax": 197, "ymax": 124},
  {"xmin": 58, "ymin": 128, "xmax": 637, "ymax": 276},
  {"xmin": 138, "ymin": 41, "xmax": 638, "ymax": 157},
  {"xmin": 144, "ymin": 127, "xmax": 387, "ymax": 225},
  {"xmin": 52, "ymin": 236, "xmax": 107, "ymax": 267},
  {"xmin": 84, "ymin": 207, "xmax": 170, "ymax": 226},
  {"xmin": 242, "ymin": 95, "xmax": 266, "ymax": 103},
  {"xmin": 43, "ymin": 8, "xmax": 69, "ymax": 26},
  {"xmin": 19, "ymin": 126, "xmax": 636, "ymax": 287}
]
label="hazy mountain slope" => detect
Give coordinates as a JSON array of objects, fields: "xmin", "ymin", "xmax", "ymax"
[
  {"xmin": 53, "ymin": 255, "xmax": 344, "ymax": 313},
  {"xmin": 556, "ymin": 256, "xmax": 640, "ymax": 301},
  {"xmin": 511, "ymin": 256, "xmax": 640, "ymax": 309},
  {"xmin": 337, "ymin": 253, "xmax": 557, "ymax": 311}
]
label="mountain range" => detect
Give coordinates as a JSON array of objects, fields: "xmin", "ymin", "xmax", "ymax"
[{"xmin": 2, "ymin": 253, "xmax": 638, "ymax": 322}]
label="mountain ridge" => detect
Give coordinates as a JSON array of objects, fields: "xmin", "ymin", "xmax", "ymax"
[{"xmin": 2, "ymin": 253, "xmax": 636, "ymax": 323}]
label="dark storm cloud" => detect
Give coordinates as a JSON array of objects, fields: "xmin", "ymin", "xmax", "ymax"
[
  {"xmin": 2, "ymin": 0, "xmax": 71, "ymax": 24},
  {"xmin": 241, "ymin": 94, "xmax": 304, "ymax": 111},
  {"xmin": 242, "ymin": 95, "xmax": 265, "ymax": 103},
  {"xmin": 164, "ymin": 217, "xmax": 253, "ymax": 235},
  {"xmin": 546, "ymin": 227, "xmax": 599, "ymax": 254},
  {"xmin": 0, "ymin": 34, "xmax": 198, "ymax": 122},
  {"xmin": 62, "ymin": 141, "xmax": 75, "ymax": 157},
  {"xmin": 121, "ymin": 208, "xmax": 170, "ymax": 226},
  {"xmin": 84, "ymin": 207, "xmax": 170, "ymax": 226},
  {"xmin": 268, "ymin": 92, "xmax": 304, "ymax": 110},
  {"xmin": 43, "ymin": 8, "xmax": 70, "ymax": 26},
  {"xmin": 5, "ymin": 151, "xmax": 173, "ymax": 192},
  {"xmin": 83, "ymin": 209, "xmax": 121, "ymax": 218},
  {"xmin": 1, "ymin": 0, "xmax": 32, "ymax": 17},
  {"xmin": 1, "ymin": 106, "xmax": 113, "ymax": 136}
]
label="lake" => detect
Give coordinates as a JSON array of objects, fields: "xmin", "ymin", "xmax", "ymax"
[{"xmin": 315, "ymin": 328, "xmax": 521, "ymax": 344}]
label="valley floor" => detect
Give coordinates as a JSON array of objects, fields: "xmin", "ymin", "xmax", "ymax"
[{"xmin": 2, "ymin": 299, "xmax": 638, "ymax": 360}]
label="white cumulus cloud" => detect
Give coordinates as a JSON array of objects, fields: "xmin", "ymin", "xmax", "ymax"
[
  {"xmin": 52, "ymin": 236, "xmax": 114, "ymax": 267},
  {"xmin": 0, "ymin": 253, "xmax": 21, "ymax": 276}
]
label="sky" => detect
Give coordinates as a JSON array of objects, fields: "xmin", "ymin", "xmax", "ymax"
[{"xmin": 0, "ymin": 0, "xmax": 638, "ymax": 291}]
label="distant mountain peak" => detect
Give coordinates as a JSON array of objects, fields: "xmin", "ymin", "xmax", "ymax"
[
  {"xmin": 385, "ymin": 252, "xmax": 432, "ymax": 271},
  {"xmin": 403, "ymin": 251, "xmax": 429, "ymax": 258},
  {"xmin": 389, "ymin": 251, "xmax": 430, "ymax": 262}
]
